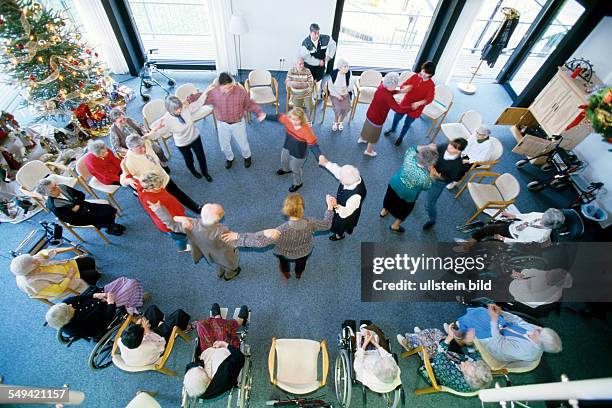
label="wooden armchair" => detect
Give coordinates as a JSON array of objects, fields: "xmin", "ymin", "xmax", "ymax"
[
  {"xmin": 461, "ymin": 172, "xmax": 520, "ymax": 224},
  {"xmin": 455, "ymin": 137, "xmax": 504, "ymax": 198}
]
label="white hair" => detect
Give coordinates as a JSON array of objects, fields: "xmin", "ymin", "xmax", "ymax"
[
  {"xmin": 184, "ymin": 366, "xmax": 210, "ymax": 397},
  {"xmin": 35, "ymin": 178, "xmax": 54, "ymax": 196},
  {"xmin": 140, "ymin": 172, "xmax": 163, "ymax": 190},
  {"xmin": 46, "ymin": 303, "xmax": 73, "ymax": 329},
  {"xmin": 336, "ymin": 58, "xmax": 349, "ymax": 69},
  {"xmin": 200, "ymin": 204, "xmax": 223, "ymax": 226},
  {"xmin": 126, "ymin": 135, "xmax": 145, "ymax": 149},
  {"xmin": 539, "ymin": 328, "xmax": 562, "ymax": 353},
  {"xmin": 542, "ymin": 208, "xmax": 565, "ymax": 229},
  {"xmin": 371, "ymin": 356, "xmax": 400, "ymax": 384},
  {"xmin": 88, "ymin": 139, "xmax": 107, "ymax": 156},
  {"xmin": 10, "ymin": 254, "xmax": 38, "ymax": 276},
  {"xmin": 382, "ymin": 72, "xmax": 400, "ymax": 89},
  {"xmin": 462, "ymin": 360, "xmax": 492, "ymax": 390},
  {"xmin": 339, "ymin": 165, "xmax": 360, "ymax": 186}
]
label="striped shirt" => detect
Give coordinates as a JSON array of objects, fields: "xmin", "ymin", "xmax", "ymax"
[
  {"xmin": 286, "ymin": 67, "xmax": 314, "ymax": 98},
  {"xmin": 233, "ymin": 210, "xmax": 333, "ymax": 259}
]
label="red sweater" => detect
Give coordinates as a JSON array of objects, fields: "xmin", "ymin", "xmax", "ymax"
[
  {"xmin": 82, "ymin": 149, "xmax": 122, "ymax": 185},
  {"xmin": 399, "ymin": 74, "xmax": 435, "ymax": 118},
  {"xmin": 366, "ymin": 85, "xmax": 407, "ymax": 126},
  {"xmin": 137, "ymin": 185, "xmax": 186, "ymax": 232}
]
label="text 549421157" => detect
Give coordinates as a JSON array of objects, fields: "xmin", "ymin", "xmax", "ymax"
[{"xmin": 0, "ymin": 385, "xmax": 69, "ymax": 403}]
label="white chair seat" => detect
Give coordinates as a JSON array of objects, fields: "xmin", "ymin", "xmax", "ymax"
[
  {"xmin": 250, "ymin": 87, "xmax": 276, "ymax": 104},
  {"xmin": 191, "ymin": 105, "xmax": 214, "ymax": 122},
  {"xmin": 441, "ymin": 122, "xmax": 470, "ymax": 141},
  {"xmin": 422, "ymin": 101, "xmax": 447, "ymax": 120},
  {"xmin": 467, "ymin": 183, "xmax": 504, "ymax": 208},
  {"xmin": 275, "ymin": 380, "xmax": 321, "ymax": 395},
  {"xmin": 358, "ymin": 87, "xmax": 377, "ymax": 104},
  {"xmin": 89, "ymin": 177, "xmax": 120, "ymax": 194},
  {"xmin": 125, "ymin": 392, "xmax": 162, "ymax": 408},
  {"xmin": 112, "ymin": 354, "xmax": 156, "ymax": 373}
]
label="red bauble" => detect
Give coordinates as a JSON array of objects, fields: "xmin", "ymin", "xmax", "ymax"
[
  {"xmin": 72, "ymin": 60, "xmax": 78, "ymax": 66},
  {"xmin": 0, "ymin": 18, "xmax": 5, "ymax": 25},
  {"xmin": 85, "ymin": 49, "xmax": 91, "ymax": 54},
  {"xmin": 16, "ymin": 43, "xmax": 24, "ymax": 49},
  {"xmin": 78, "ymin": 81, "xmax": 85, "ymax": 88},
  {"xmin": 29, "ymin": 74, "xmax": 36, "ymax": 80}
]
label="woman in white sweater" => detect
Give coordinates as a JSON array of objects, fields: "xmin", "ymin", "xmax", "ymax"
[{"xmin": 152, "ymin": 92, "xmax": 213, "ymax": 182}]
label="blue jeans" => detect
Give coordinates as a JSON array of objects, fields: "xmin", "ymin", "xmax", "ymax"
[
  {"xmin": 390, "ymin": 113, "xmax": 417, "ymax": 142},
  {"xmin": 166, "ymin": 231, "xmax": 188, "ymax": 250},
  {"xmin": 425, "ymin": 180, "xmax": 446, "ymax": 223}
]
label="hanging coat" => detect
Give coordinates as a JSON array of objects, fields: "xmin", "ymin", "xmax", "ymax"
[{"xmin": 481, "ymin": 16, "xmax": 519, "ymax": 67}]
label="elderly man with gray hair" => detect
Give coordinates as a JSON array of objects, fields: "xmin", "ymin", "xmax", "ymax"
[
  {"xmin": 149, "ymin": 202, "xmax": 241, "ymax": 280},
  {"xmin": 286, "ymin": 57, "xmax": 315, "ymax": 120},
  {"xmin": 120, "ymin": 134, "xmax": 200, "ymax": 213},
  {"xmin": 318, "ymin": 155, "xmax": 366, "ymax": 241}
]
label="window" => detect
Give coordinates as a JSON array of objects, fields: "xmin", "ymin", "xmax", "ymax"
[
  {"xmin": 336, "ymin": 0, "xmax": 441, "ymax": 70},
  {"xmin": 125, "ymin": 0, "xmax": 215, "ymax": 62}
]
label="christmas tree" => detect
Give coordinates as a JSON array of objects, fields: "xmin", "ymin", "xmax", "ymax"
[{"xmin": 0, "ymin": 0, "xmax": 111, "ymax": 117}]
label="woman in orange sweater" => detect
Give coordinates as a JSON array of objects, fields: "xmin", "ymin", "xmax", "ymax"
[{"xmin": 267, "ymin": 107, "xmax": 323, "ymax": 192}]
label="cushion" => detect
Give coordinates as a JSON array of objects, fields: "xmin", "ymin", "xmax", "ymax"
[
  {"xmin": 275, "ymin": 339, "xmax": 320, "ymax": 388},
  {"xmin": 422, "ymin": 101, "xmax": 447, "ymax": 120},
  {"xmin": 249, "ymin": 87, "xmax": 276, "ymax": 104},
  {"xmin": 112, "ymin": 354, "xmax": 155, "ymax": 373},
  {"xmin": 441, "ymin": 123, "xmax": 471, "ymax": 141},
  {"xmin": 275, "ymin": 379, "xmax": 321, "ymax": 395},
  {"xmin": 357, "ymin": 87, "xmax": 377, "ymax": 104},
  {"xmin": 467, "ymin": 183, "xmax": 503, "ymax": 209},
  {"xmin": 89, "ymin": 177, "xmax": 120, "ymax": 194}
]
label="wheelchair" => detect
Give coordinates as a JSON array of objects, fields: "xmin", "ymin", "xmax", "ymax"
[
  {"xmin": 181, "ymin": 307, "xmax": 253, "ymax": 408},
  {"xmin": 56, "ymin": 304, "xmax": 128, "ymax": 371},
  {"xmin": 335, "ymin": 320, "xmax": 404, "ymax": 408},
  {"xmin": 11, "ymin": 220, "xmax": 87, "ymax": 258}
]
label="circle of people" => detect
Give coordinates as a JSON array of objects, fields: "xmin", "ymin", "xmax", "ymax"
[{"xmin": 10, "ymin": 23, "xmax": 565, "ymax": 400}]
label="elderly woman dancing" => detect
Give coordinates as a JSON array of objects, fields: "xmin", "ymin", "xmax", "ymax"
[
  {"xmin": 327, "ymin": 58, "xmax": 354, "ymax": 131},
  {"xmin": 36, "ymin": 179, "xmax": 125, "ymax": 236},
  {"xmin": 183, "ymin": 302, "xmax": 248, "ymax": 399},
  {"xmin": 381, "ymin": 145, "xmax": 438, "ymax": 233},
  {"xmin": 45, "ymin": 277, "xmax": 145, "ymax": 338},
  {"xmin": 396, "ymin": 327, "xmax": 492, "ymax": 393},
  {"xmin": 10, "ymin": 247, "xmax": 100, "ymax": 301},
  {"xmin": 222, "ymin": 193, "xmax": 335, "ymax": 280}
]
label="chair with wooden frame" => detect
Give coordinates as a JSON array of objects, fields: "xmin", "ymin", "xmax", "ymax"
[
  {"xmin": 286, "ymin": 81, "xmax": 319, "ymax": 123},
  {"xmin": 174, "ymin": 83, "xmax": 217, "ymax": 127},
  {"xmin": 245, "ymin": 69, "xmax": 279, "ymax": 123},
  {"xmin": 268, "ymin": 337, "xmax": 329, "ymax": 395},
  {"xmin": 422, "ymin": 84, "xmax": 454, "ymax": 141},
  {"xmin": 142, "ymin": 99, "xmax": 174, "ymax": 160},
  {"xmin": 349, "ymin": 70, "xmax": 383, "ymax": 121},
  {"xmin": 454, "ymin": 137, "xmax": 504, "ymax": 198},
  {"xmin": 440, "ymin": 110, "xmax": 482, "ymax": 143},
  {"xmin": 111, "ymin": 315, "xmax": 190, "ymax": 376},
  {"xmin": 70, "ymin": 154, "xmax": 122, "ymax": 214},
  {"xmin": 461, "ymin": 172, "xmax": 520, "ymax": 224}
]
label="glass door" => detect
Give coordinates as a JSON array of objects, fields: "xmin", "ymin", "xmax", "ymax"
[
  {"xmin": 335, "ymin": 0, "xmax": 442, "ymax": 70},
  {"xmin": 507, "ymin": 0, "xmax": 584, "ymax": 94}
]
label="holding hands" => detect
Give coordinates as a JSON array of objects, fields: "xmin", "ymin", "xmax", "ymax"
[
  {"xmin": 256, "ymin": 112, "xmax": 266, "ymax": 122},
  {"xmin": 173, "ymin": 216, "xmax": 194, "ymax": 231},
  {"xmin": 318, "ymin": 155, "xmax": 329, "ymax": 167},
  {"xmin": 221, "ymin": 231, "xmax": 239, "ymax": 243},
  {"xmin": 325, "ymin": 194, "xmax": 337, "ymax": 210}
]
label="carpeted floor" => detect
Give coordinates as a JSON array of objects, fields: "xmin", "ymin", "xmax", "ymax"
[{"xmin": 0, "ymin": 70, "xmax": 610, "ymax": 408}]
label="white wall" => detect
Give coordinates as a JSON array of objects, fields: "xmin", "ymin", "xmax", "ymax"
[
  {"xmin": 232, "ymin": 0, "xmax": 335, "ymax": 71},
  {"xmin": 571, "ymin": 16, "xmax": 612, "ymax": 84}
]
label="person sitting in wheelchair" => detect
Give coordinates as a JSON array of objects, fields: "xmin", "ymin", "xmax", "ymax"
[
  {"xmin": 459, "ymin": 208, "xmax": 565, "ymax": 250},
  {"xmin": 452, "ymin": 304, "xmax": 562, "ymax": 364},
  {"xmin": 353, "ymin": 324, "xmax": 401, "ymax": 393},
  {"xmin": 35, "ymin": 179, "xmax": 126, "ymax": 236},
  {"xmin": 118, "ymin": 305, "xmax": 191, "ymax": 367},
  {"xmin": 10, "ymin": 247, "xmax": 100, "ymax": 301},
  {"xmin": 45, "ymin": 277, "xmax": 145, "ymax": 338},
  {"xmin": 396, "ymin": 327, "xmax": 492, "ymax": 393},
  {"xmin": 183, "ymin": 302, "xmax": 248, "ymax": 399}
]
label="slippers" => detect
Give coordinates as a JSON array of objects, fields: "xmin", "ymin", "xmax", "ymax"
[
  {"xmin": 389, "ymin": 225, "xmax": 405, "ymax": 234},
  {"xmin": 329, "ymin": 234, "xmax": 345, "ymax": 241}
]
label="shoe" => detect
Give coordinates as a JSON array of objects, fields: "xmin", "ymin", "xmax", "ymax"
[
  {"xmin": 332, "ymin": 122, "xmax": 338, "ymax": 131},
  {"xmin": 276, "ymin": 169, "xmax": 291, "ymax": 175},
  {"xmin": 396, "ymin": 334, "xmax": 409, "ymax": 351},
  {"xmin": 244, "ymin": 157, "xmax": 252, "ymax": 168},
  {"xmin": 389, "ymin": 225, "xmax": 405, "ymax": 234},
  {"xmin": 279, "ymin": 264, "xmax": 290, "ymax": 280},
  {"xmin": 329, "ymin": 234, "xmax": 345, "ymax": 241},
  {"xmin": 178, "ymin": 244, "xmax": 192, "ymax": 252},
  {"xmin": 422, "ymin": 221, "xmax": 435, "ymax": 230},
  {"xmin": 363, "ymin": 150, "xmax": 377, "ymax": 157},
  {"xmin": 446, "ymin": 181, "xmax": 458, "ymax": 190},
  {"xmin": 338, "ymin": 122, "xmax": 344, "ymax": 131},
  {"xmin": 105, "ymin": 227, "xmax": 123, "ymax": 236},
  {"xmin": 238, "ymin": 305, "xmax": 249, "ymax": 326},
  {"xmin": 289, "ymin": 183, "xmax": 303, "ymax": 192},
  {"xmin": 211, "ymin": 303, "xmax": 221, "ymax": 317},
  {"xmin": 223, "ymin": 267, "xmax": 241, "ymax": 281},
  {"xmin": 190, "ymin": 170, "xmax": 202, "ymax": 179},
  {"xmin": 454, "ymin": 238, "xmax": 468, "ymax": 243},
  {"xmin": 113, "ymin": 223, "xmax": 127, "ymax": 232},
  {"xmin": 225, "ymin": 160, "xmax": 233, "ymax": 169},
  {"xmin": 380, "ymin": 209, "xmax": 388, "ymax": 218},
  {"xmin": 357, "ymin": 138, "xmax": 367, "ymax": 144},
  {"xmin": 203, "ymin": 173, "xmax": 213, "ymax": 182},
  {"xmin": 383, "ymin": 129, "xmax": 394, "ymax": 137},
  {"xmin": 394, "ymin": 138, "xmax": 402, "ymax": 147},
  {"xmin": 413, "ymin": 326, "xmax": 421, "ymax": 333}
]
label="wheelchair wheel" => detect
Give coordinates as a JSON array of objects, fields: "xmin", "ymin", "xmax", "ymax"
[
  {"xmin": 57, "ymin": 329, "xmax": 71, "ymax": 344},
  {"xmin": 237, "ymin": 355, "xmax": 252, "ymax": 408},
  {"xmin": 334, "ymin": 349, "xmax": 352, "ymax": 407},
  {"xmin": 88, "ymin": 324, "xmax": 120, "ymax": 370},
  {"xmin": 382, "ymin": 388, "xmax": 403, "ymax": 408}
]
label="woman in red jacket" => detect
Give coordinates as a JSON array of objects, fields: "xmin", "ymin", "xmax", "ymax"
[
  {"xmin": 358, "ymin": 72, "xmax": 410, "ymax": 157},
  {"xmin": 136, "ymin": 172, "xmax": 189, "ymax": 251},
  {"xmin": 83, "ymin": 140, "xmax": 122, "ymax": 185}
]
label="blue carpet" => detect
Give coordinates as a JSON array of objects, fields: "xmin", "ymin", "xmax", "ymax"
[{"xmin": 0, "ymin": 71, "xmax": 610, "ymax": 408}]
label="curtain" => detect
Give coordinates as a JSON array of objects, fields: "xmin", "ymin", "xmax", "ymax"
[
  {"xmin": 73, "ymin": 1, "xmax": 129, "ymax": 74},
  {"xmin": 207, "ymin": 0, "xmax": 238, "ymax": 75},
  {"xmin": 434, "ymin": 0, "xmax": 485, "ymax": 85}
]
